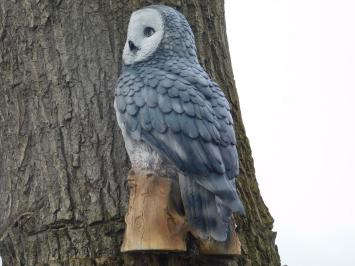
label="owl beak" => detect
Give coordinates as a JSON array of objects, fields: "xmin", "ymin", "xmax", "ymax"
[{"xmin": 128, "ymin": 40, "xmax": 139, "ymax": 52}]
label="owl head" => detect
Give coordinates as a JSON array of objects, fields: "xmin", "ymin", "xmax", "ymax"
[{"xmin": 122, "ymin": 5, "xmax": 198, "ymax": 65}]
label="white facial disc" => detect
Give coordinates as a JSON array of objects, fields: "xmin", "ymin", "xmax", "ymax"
[{"xmin": 123, "ymin": 8, "xmax": 164, "ymax": 65}]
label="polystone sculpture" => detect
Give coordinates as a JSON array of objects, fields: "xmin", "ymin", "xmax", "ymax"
[{"xmin": 114, "ymin": 5, "xmax": 244, "ymax": 255}]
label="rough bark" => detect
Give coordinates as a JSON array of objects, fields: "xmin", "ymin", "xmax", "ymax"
[{"xmin": 0, "ymin": 0, "xmax": 280, "ymax": 265}]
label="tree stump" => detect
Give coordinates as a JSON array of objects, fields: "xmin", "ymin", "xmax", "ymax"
[{"xmin": 121, "ymin": 170, "xmax": 187, "ymax": 252}]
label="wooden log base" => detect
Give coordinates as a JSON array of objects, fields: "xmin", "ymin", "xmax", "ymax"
[
  {"xmin": 121, "ymin": 169, "xmax": 241, "ymax": 255},
  {"xmin": 121, "ymin": 170, "xmax": 187, "ymax": 252},
  {"xmin": 196, "ymin": 225, "xmax": 241, "ymax": 256}
]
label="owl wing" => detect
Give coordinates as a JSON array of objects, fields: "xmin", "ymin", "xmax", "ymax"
[{"xmin": 115, "ymin": 67, "xmax": 243, "ymax": 213}]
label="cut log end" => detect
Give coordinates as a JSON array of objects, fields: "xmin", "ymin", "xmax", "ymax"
[{"xmin": 121, "ymin": 170, "xmax": 187, "ymax": 252}]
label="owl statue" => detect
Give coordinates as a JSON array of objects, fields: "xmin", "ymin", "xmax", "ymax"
[{"xmin": 114, "ymin": 5, "xmax": 245, "ymax": 242}]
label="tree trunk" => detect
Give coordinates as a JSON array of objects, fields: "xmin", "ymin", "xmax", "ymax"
[{"xmin": 0, "ymin": 0, "xmax": 280, "ymax": 265}]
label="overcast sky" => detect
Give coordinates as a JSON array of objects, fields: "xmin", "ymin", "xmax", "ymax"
[{"xmin": 225, "ymin": 0, "xmax": 355, "ymax": 265}]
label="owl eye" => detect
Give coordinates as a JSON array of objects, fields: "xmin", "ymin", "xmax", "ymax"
[{"xmin": 143, "ymin": 27, "xmax": 155, "ymax": 37}]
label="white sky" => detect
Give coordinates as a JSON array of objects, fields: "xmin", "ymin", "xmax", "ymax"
[{"xmin": 225, "ymin": 0, "xmax": 355, "ymax": 265}]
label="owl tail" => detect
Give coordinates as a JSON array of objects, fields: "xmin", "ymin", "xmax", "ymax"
[{"xmin": 179, "ymin": 174, "xmax": 235, "ymax": 242}]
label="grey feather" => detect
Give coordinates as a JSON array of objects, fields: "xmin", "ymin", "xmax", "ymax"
[
  {"xmin": 157, "ymin": 85, "xmax": 167, "ymax": 95},
  {"xmin": 179, "ymin": 114, "xmax": 198, "ymax": 139},
  {"xmin": 168, "ymin": 86, "xmax": 179, "ymax": 97},
  {"xmin": 171, "ymin": 97, "xmax": 184, "ymax": 114},
  {"xmin": 174, "ymin": 79, "xmax": 188, "ymax": 91},
  {"xmin": 122, "ymin": 112, "xmax": 139, "ymax": 132},
  {"xmin": 200, "ymin": 105, "xmax": 215, "ymax": 123},
  {"xmin": 160, "ymin": 78, "xmax": 173, "ymax": 88},
  {"xmin": 150, "ymin": 107, "xmax": 167, "ymax": 133},
  {"xmin": 165, "ymin": 112, "xmax": 180, "ymax": 133},
  {"xmin": 126, "ymin": 103, "xmax": 138, "ymax": 116},
  {"xmin": 125, "ymin": 94, "xmax": 134, "ymax": 104},
  {"xmin": 145, "ymin": 87, "xmax": 158, "ymax": 107},
  {"xmin": 139, "ymin": 105, "xmax": 152, "ymax": 131},
  {"xmin": 158, "ymin": 93, "xmax": 173, "ymax": 113},
  {"xmin": 194, "ymin": 104, "xmax": 203, "ymax": 119},
  {"xmin": 179, "ymin": 90, "xmax": 190, "ymax": 102},
  {"xmin": 117, "ymin": 96, "xmax": 126, "ymax": 112},
  {"xmin": 196, "ymin": 119, "xmax": 212, "ymax": 142},
  {"xmin": 182, "ymin": 101, "xmax": 195, "ymax": 117},
  {"xmin": 148, "ymin": 77, "xmax": 159, "ymax": 87},
  {"xmin": 133, "ymin": 92, "xmax": 145, "ymax": 107}
]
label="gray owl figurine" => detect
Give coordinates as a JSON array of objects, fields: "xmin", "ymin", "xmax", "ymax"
[{"xmin": 114, "ymin": 5, "xmax": 245, "ymax": 242}]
